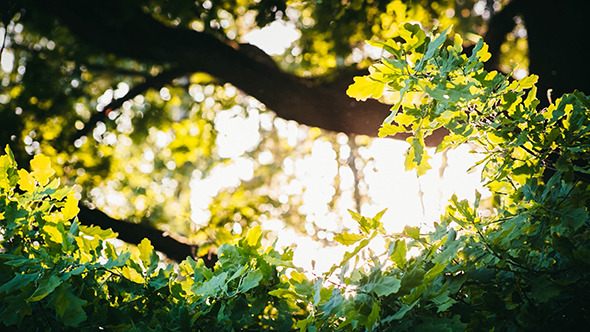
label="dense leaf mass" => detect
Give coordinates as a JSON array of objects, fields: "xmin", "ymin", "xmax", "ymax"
[{"xmin": 2, "ymin": 24, "xmax": 590, "ymax": 330}]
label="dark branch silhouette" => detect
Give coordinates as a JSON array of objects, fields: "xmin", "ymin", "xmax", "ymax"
[
  {"xmin": 77, "ymin": 204, "xmax": 217, "ymax": 268},
  {"xmin": 31, "ymin": 0, "xmax": 449, "ymax": 146}
]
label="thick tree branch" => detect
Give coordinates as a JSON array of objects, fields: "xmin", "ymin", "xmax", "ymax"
[
  {"xmin": 77, "ymin": 204, "xmax": 217, "ymax": 268},
  {"xmin": 31, "ymin": 0, "xmax": 446, "ymax": 146}
]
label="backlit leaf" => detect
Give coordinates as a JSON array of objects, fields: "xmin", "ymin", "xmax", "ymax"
[
  {"xmin": 61, "ymin": 193, "xmax": 80, "ymax": 221},
  {"xmin": 346, "ymin": 75, "xmax": 385, "ymax": 101},
  {"xmin": 17, "ymin": 169, "xmax": 36, "ymax": 192},
  {"xmin": 138, "ymin": 238, "xmax": 154, "ymax": 269},
  {"xmin": 30, "ymin": 154, "xmax": 55, "ymax": 186},
  {"xmin": 334, "ymin": 232, "xmax": 365, "ymax": 246},
  {"xmin": 391, "ymin": 240, "xmax": 407, "ymax": 268}
]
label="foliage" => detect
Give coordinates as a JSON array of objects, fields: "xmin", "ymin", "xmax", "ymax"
[
  {"xmin": 0, "ymin": 146, "xmax": 307, "ymax": 329},
  {"xmin": 345, "ymin": 22, "xmax": 590, "ymax": 329},
  {"xmin": 0, "ymin": 0, "xmax": 510, "ymax": 250},
  {"xmin": 2, "ymin": 22, "xmax": 590, "ymax": 330}
]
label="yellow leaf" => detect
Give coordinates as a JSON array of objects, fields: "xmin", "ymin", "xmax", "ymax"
[
  {"xmin": 17, "ymin": 169, "xmax": 36, "ymax": 192},
  {"xmin": 518, "ymin": 75, "xmax": 538, "ymax": 89},
  {"xmin": 0, "ymin": 155, "xmax": 14, "ymax": 190},
  {"xmin": 138, "ymin": 238, "xmax": 153, "ymax": 268},
  {"xmin": 487, "ymin": 132, "xmax": 504, "ymax": 144},
  {"xmin": 30, "ymin": 154, "xmax": 55, "ymax": 186},
  {"xmin": 346, "ymin": 75, "xmax": 385, "ymax": 101},
  {"xmin": 245, "ymin": 225, "xmax": 262, "ymax": 248},
  {"xmin": 62, "ymin": 193, "xmax": 80, "ymax": 221},
  {"xmin": 44, "ymin": 223, "xmax": 63, "ymax": 243},
  {"xmin": 476, "ymin": 42, "xmax": 491, "ymax": 62},
  {"xmin": 394, "ymin": 113, "xmax": 414, "ymax": 126},
  {"xmin": 378, "ymin": 123, "xmax": 407, "ymax": 138},
  {"xmin": 290, "ymin": 270, "xmax": 306, "ymax": 283},
  {"xmin": 452, "ymin": 34, "xmax": 463, "ymax": 53},
  {"xmin": 122, "ymin": 266, "xmax": 145, "ymax": 283}
]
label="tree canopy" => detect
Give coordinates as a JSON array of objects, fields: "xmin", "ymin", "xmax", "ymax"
[
  {"xmin": 4, "ymin": 0, "xmax": 585, "ymax": 262},
  {"xmin": 2, "ymin": 19, "xmax": 590, "ymax": 329}
]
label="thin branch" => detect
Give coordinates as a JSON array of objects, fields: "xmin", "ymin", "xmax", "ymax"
[
  {"xmin": 77, "ymin": 204, "xmax": 217, "ymax": 268},
  {"xmin": 32, "ymin": 0, "xmax": 448, "ymax": 146},
  {"xmin": 347, "ymin": 135, "xmax": 363, "ymax": 214},
  {"xmin": 83, "ymin": 63, "xmax": 152, "ymax": 78}
]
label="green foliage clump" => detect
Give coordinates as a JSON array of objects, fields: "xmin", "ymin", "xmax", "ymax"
[
  {"xmin": 2, "ymin": 23, "xmax": 590, "ymax": 330},
  {"xmin": 0, "ymin": 146, "xmax": 307, "ymax": 330}
]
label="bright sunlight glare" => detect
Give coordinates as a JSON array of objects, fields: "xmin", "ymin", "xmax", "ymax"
[
  {"xmin": 242, "ymin": 21, "xmax": 301, "ymax": 55},
  {"xmin": 188, "ymin": 22, "xmax": 489, "ymax": 274},
  {"xmin": 191, "ymin": 109, "xmax": 489, "ymax": 273}
]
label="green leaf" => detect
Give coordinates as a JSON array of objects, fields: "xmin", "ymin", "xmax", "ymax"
[
  {"xmin": 54, "ymin": 284, "xmax": 88, "ymax": 326},
  {"xmin": 382, "ymin": 302, "xmax": 418, "ymax": 322},
  {"xmin": 28, "ymin": 275, "xmax": 63, "ymax": 302},
  {"xmin": 416, "ymin": 25, "xmax": 452, "ymax": 70},
  {"xmin": 238, "ymin": 269, "xmax": 264, "ymax": 293},
  {"xmin": 366, "ymin": 301, "xmax": 381, "ymax": 327},
  {"xmin": 321, "ymin": 289, "xmax": 345, "ymax": 317},
  {"xmin": 334, "ymin": 232, "xmax": 365, "ymax": 246},
  {"xmin": 367, "ymin": 275, "xmax": 401, "ymax": 297},
  {"xmin": 403, "ymin": 226, "xmax": 421, "ymax": 240},
  {"xmin": 0, "ymin": 294, "xmax": 32, "ymax": 326},
  {"xmin": 404, "ymin": 136, "xmax": 432, "ymax": 176},
  {"xmin": 391, "ymin": 240, "xmax": 407, "ymax": 268},
  {"xmin": 194, "ymin": 272, "xmax": 228, "ymax": 297},
  {"xmin": 0, "ymin": 273, "xmax": 39, "ymax": 293},
  {"xmin": 400, "ymin": 267, "xmax": 426, "ymax": 292},
  {"xmin": 312, "ymin": 278, "xmax": 324, "ymax": 307},
  {"xmin": 103, "ymin": 251, "xmax": 131, "ymax": 269},
  {"xmin": 3, "ymin": 257, "xmax": 40, "ymax": 267}
]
